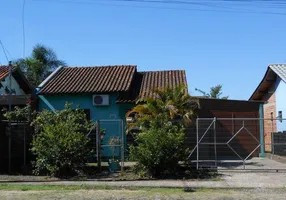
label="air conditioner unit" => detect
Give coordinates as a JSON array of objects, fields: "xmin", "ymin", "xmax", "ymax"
[{"xmin": 93, "ymin": 94, "xmax": 109, "ymax": 106}]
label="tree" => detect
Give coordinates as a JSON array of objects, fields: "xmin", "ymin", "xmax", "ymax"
[
  {"xmin": 195, "ymin": 84, "xmax": 229, "ymax": 99},
  {"xmin": 127, "ymin": 85, "xmax": 198, "ymax": 177},
  {"xmin": 127, "ymin": 85, "xmax": 199, "ymax": 129},
  {"xmin": 129, "ymin": 115, "xmax": 187, "ymax": 177},
  {"xmin": 16, "ymin": 44, "xmax": 65, "ymax": 87},
  {"xmin": 31, "ymin": 103, "xmax": 93, "ymax": 177}
]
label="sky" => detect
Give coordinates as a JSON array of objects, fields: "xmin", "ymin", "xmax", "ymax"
[{"xmin": 1, "ymin": 0, "xmax": 286, "ymax": 100}]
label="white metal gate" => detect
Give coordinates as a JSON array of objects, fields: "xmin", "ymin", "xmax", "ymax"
[{"xmin": 189, "ymin": 117, "xmax": 286, "ymax": 171}]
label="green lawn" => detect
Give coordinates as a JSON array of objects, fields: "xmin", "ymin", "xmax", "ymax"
[{"xmin": 0, "ymin": 184, "xmax": 286, "ymax": 200}]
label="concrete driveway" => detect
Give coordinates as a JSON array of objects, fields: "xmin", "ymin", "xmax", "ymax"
[{"xmin": 217, "ymin": 156, "xmax": 286, "ymax": 170}]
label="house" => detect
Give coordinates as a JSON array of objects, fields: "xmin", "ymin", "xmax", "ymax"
[
  {"xmin": 250, "ymin": 64, "xmax": 286, "ymax": 151},
  {"xmin": 0, "ymin": 65, "xmax": 33, "ymax": 173},
  {"xmin": 36, "ymin": 65, "xmax": 187, "ymax": 157},
  {"xmin": 0, "ymin": 65, "xmax": 32, "ymax": 103}
]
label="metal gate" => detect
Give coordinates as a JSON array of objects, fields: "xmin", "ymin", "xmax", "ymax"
[
  {"xmin": 87, "ymin": 119, "xmax": 125, "ymax": 172},
  {"xmin": 188, "ymin": 117, "xmax": 286, "ymax": 171}
]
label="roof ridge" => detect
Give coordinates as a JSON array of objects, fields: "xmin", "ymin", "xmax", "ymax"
[
  {"xmin": 64, "ymin": 65, "xmax": 137, "ymax": 69},
  {"xmin": 140, "ymin": 69, "xmax": 185, "ymax": 73},
  {"xmin": 268, "ymin": 64, "xmax": 286, "ymax": 66}
]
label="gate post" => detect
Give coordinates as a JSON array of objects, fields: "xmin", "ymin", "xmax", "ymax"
[
  {"xmin": 213, "ymin": 117, "xmax": 217, "ymax": 167},
  {"xmin": 259, "ymin": 104, "xmax": 265, "ymax": 157},
  {"xmin": 96, "ymin": 120, "xmax": 102, "ymax": 172},
  {"xmin": 196, "ymin": 118, "xmax": 199, "ymax": 170}
]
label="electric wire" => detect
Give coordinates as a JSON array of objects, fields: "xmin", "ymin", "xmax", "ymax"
[
  {"xmin": 0, "ymin": 40, "xmax": 9, "ymax": 63},
  {"xmin": 22, "ymin": 0, "xmax": 26, "ymax": 58},
  {"xmin": 32, "ymin": 0, "xmax": 286, "ymax": 15}
]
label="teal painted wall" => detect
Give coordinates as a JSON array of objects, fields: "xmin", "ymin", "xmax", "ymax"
[
  {"xmin": 39, "ymin": 94, "xmax": 121, "ymax": 120},
  {"xmin": 39, "ymin": 94, "xmax": 134, "ymax": 158}
]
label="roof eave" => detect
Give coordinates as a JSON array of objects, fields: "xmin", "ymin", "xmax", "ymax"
[{"xmin": 249, "ymin": 66, "xmax": 274, "ymax": 100}]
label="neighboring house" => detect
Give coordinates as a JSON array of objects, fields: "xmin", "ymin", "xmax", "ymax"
[
  {"xmin": 250, "ymin": 64, "xmax": 286, "ymax": 150},
  {"xmin": 0, "ymin": 65, "xmax": 32, "ymax": 111},
  {"xmin": 37, "ymin": 65, "xmax": 187, "ymax": 157},
  {"xmin": 0, "ymin": 65, "xmax": 31, "ymax": 96},
  {"xmin": 0, "ymin": 65, "xmax": 32, "ymax": 173}
]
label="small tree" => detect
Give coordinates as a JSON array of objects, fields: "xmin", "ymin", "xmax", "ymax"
[
  {"xmin": 31, "ymin": 103, "xmax": 93, "ymax": 177},
  {"xmin": 195, "ymin": 84, "xmax": 229, "ymax": 99},
  {"xmin": 129, "ymin": 115, "xmax": 187, "ymax": 177},
  {"xmin": 15, "ymin": 44, "xmax": 66, "ymax": 87},
  {"xmin": 2, "ymin": 104, "xmax": 34, "ymax": 122},
  {"xmin": 127, "ymin": 85, "xmax": 199, "ymax": 130}
]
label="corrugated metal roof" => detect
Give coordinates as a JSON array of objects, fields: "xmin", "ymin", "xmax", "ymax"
[
  {"xmin": 38, "ymin": 65, "xmax": 137, "ymax": 94},
  {"xmin": 117, "ymin": 70, "xmax": 187, "ymax": 103},
  {"xmin": 249, "ymin": 64, "xmax": 286, "ymax": 100},
  {"xmin": 269, "ymin": 64, "xmax": 286, "ymax": 83}
]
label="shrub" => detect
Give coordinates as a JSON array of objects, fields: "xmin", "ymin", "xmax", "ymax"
[
  {"xmin": 129, "ymin": 115, "xmax": 187, "ymax": 177},
  {"xmin": 31, "ymin": 103, "xmax": 93, "ymax": 177}
]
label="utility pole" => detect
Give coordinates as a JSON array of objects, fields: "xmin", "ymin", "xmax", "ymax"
[{"xmin": 8, "ymin": 61, "xmax": 12, "ymax": 173}]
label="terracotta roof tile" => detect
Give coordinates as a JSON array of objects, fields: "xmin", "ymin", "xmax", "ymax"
[
  {"xmin": 0, "ymin": 65, "xmax": 16, "ymax": 80},
  {"xmin": 117, "ymin": 70, "xmax": 187, "ymax": 103},
  {"xmin": 38, "ymin": 65, "xmax": 137, "ymax": 94},
  {"xmin": 0, "ymin": 65, "xmax": 32, "ymax": 94}
]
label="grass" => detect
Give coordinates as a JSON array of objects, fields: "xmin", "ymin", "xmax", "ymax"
[
  {"xmin": 0, "ymin": 183, "xmax": 199, "ymax": 193},
  {"xmin": 0, "ymin": 184, "xmax": 119, "ymax": 191},
  {"xmin": 1, "ymin": 184, "xmax": 286, "ymax": 200},
  {"xmin": 0, "ymin": 183, "xmax": 262, "ymax": 193}
]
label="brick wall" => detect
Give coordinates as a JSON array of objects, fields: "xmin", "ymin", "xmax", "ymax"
[{"xmin": 262, "ymin": 83, "xmax": 277, "ymax": 152}]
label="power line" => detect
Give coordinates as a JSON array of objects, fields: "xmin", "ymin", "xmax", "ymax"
[
  {"xmin": 22, "ymin": 0, "xmax": 26, "ymax": 58},
  {"xmin": 4, "ymin": 46, "xmax": 13, "ymax": 60},
  {"xmin": 32, "ymin": 0, "xmax": 286, "ymax": 15},
  {"xmin": 104, "ymin": 0, "xmax": 286, "ymax": 13},
  {"xmin": 0, "ymin": 40, "xmax": 9, "ymax": 63}
]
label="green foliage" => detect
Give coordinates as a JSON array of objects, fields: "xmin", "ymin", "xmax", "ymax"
[
  {"xmin": 127, "ymin": 85, "xmax": 199, "ymax": 130},
  {"xmin": 15, "ymin": 44, "xmax": 65, "ymax": 87},
  {"xmin": 129, "ymin": 115, "xmax": 188, "ymax": 177},
  {"xmin": 31, "ymin": 103, "xmax": 93, "ymax": 177},
  {"xmin": 2, "ymin": 104, "xmax": 35, "ymax": 122},
  {"xmin": 195, "ymin": 84, "xmax": 229, "ymax": 99}
]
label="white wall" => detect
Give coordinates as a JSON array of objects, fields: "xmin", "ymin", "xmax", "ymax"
[
  {"xmin": 0, "ymin": 75, "xmax": 25, "ymax": 95},
  {"xmin": 276, "ymin": 77, "xmax": 286, "ymax": 132}
]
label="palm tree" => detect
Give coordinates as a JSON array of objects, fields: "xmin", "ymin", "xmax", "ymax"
[
  {"xmin": 127, "ymin": 85, "xmax": 199, "ymax": 130},
  {"xmin": 16, "ymin": 44, "xmax": 65, "ymax": 87}
]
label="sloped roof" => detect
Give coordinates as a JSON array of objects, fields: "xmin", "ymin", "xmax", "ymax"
[
  {"xmin": 0, "ymin": 65, "xmax": 32, "ymax": 94},
  {"xmin": 38, "ymin": 65, "xmax": 187, "ymax": 103},
  {"xmin": 269, "ymin": 64, "xmax": 286, "ymax": 83},
  {"xmin": 116, "ymin": 70, "xmax": 187, "ymax": 103},
  {"xmin": 0, "ymin": 65, "xmax": 16, "ymax": 80},
  {"xmin": 38, "ymin": 65, "xmax": 137, "ymax": 94},
  {"xmin": 249, "ymin": 64, "xmax": 286, "ymax": 100},
  {"xmin": 138, "ymin": 70, "xmax": 187, "ymax": 100}
]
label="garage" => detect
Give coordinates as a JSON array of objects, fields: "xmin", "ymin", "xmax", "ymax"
[{"xmin": 187, "ymin": 98, "xmax": 263, "ymax": 162}]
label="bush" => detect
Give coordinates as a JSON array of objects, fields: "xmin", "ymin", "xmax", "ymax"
[
  {"xmin": 31, "ymin": 103, "xmax": 93, "ymax": 177},
  {"xmin": 129, "ymin": 115, "xmax": 187, "ymax": 177}
]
